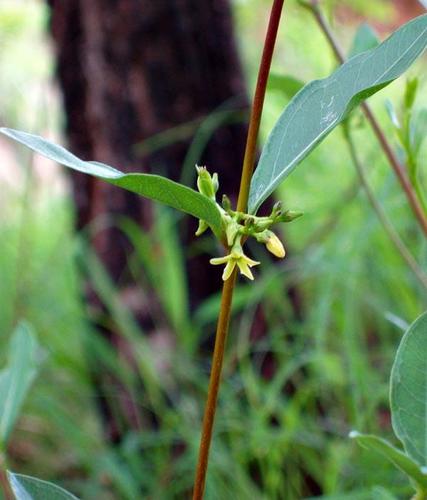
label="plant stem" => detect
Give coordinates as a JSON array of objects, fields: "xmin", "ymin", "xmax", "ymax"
[
  {"xmin": 192, "ymin": 273, "xmax": 236, "ymax": 499},
  {"xmin": 343, "ymin": 125, "xmax": 427, "ymax": 291},
  {"xmin": 308, "ymin": 0, "xmax": 427, "ymax": 237},
  {"xmin": 237, "ymin": 0, "xmax": 285, "ymax": 213},
  {"xmin": 192, "ymin": 1, "xmax": 285, "ymax": 498}
]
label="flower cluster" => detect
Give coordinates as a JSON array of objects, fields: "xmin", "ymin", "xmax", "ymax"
[{"xmin": 194, "ymin": 166, "xmax": 302, "ymax": 281}]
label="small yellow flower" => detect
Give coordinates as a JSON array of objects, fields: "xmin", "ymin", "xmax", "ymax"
[{"xmin": 210, "ymin": 250, "xmax": 260, "ymax": 281}]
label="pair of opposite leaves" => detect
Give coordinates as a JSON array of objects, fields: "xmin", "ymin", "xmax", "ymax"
[{"xmin": 1, "ymin": 14, "xmax": 427, "ymax": 238}]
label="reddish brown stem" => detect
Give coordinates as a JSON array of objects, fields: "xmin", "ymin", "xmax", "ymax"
[
  {"xmin": 192, "ymin": 273, "xmax": 237, "ymax": 499},
  {"xmin": 237, "ymin": 0, "xmax": 285, "ymax": 212},
  {"xmin": 192, "ymin": 1, "xmax": 285, "ymax": 498},
  {"xmin": 0, "ymin": 454, "xmax": 13, "ymax": 500},
  {"xmin": 309, "ymin": 1, "xmax": 427, "ymax": 236}
]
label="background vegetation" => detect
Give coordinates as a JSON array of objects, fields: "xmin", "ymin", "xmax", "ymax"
[{"xmin": 0, "ymin": 0, "xmax": 426, "ymax": 498}]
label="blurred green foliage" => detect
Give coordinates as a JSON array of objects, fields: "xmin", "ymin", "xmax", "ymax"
[
  {"xmin": 1, "ymin": 0, "xmax": 426, "ymax": 499},
  {"xmin": 0, "ymin": 0, "xmax": 57, "ymax": 130}
]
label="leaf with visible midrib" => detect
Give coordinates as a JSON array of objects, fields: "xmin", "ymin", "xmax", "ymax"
[
  {"xmin": 0, "ymin": 128, "xmax": 223, "ymax": 237},
  {"xmin": 391, "ymin": 310, "xmax": 427, "ymax": 468},
  {"xmin": 8, "ymin": 472, "xmax": 79, "ymax": 499},
  {"xmin": 249, "ymin": 14, "xmax": 427, "ymax": 214}
]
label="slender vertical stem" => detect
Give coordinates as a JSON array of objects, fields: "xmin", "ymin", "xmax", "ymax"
[
  {"xmin": 192, "ymin": 273, "xmax": 236, "ymax": 499},
  {"xmin": 192, "ymin": 1, "xmax": 285, "ymax": 498},
  {"xmin": 237, "ymin": 0, "xmax": 285, "ymax": 213},
  {"xmin": 343, "ymin": 126, "xmax": 427, "ymax": 290},
  {"xmin": 309, "ymin": 1, "xmax": 427, "ymax": 237}
]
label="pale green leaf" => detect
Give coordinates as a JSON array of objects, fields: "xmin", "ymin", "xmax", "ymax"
[
  {"xmin": 348, "ymin": 23, "xmax": 380, "ymax": 58},
  {"xmin": 0, "ymin": 128, "xmax": 223, "ymax": 237},
  {"xmin": 249, "ymin": 14, "xmax": 427, "ymax": 214},
  {"xmin": 267, "ymin": 73, "xmax": 305, "ymax": 100},
  {"xmin": 350, "ymin": 432, "xmax": 427, "ymax": 489},
  {"xmin": 0, "ymin": 322, "xmax": 41, "ymax": 449},
  {"xmin": 391, "ymin": 311, "xmax": 427, "ymax": 467},
  {"xmin": 370, "ymin": 487, "xmax": 398, "ymax": 500},
  {"xmin": 8, "ymin": 472, "xmax": 79, "ymax": 500}
]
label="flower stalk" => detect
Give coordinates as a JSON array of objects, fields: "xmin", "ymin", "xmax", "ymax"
[
  {"xmin": 192, "ymin": 1, "xmax": 286, "ymax": 497},
  {"xmin": 306, "ymin": 0, "xmax": 427, "ymax": 237}
]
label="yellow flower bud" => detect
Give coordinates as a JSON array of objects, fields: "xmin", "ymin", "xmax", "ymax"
[{"xmin": 265, "ymin": 231, "xmax": 286, "ymax": 258}]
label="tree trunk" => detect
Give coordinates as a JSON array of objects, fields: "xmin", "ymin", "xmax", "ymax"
[
  {"xmin": 47, "ymin": 0, "xmax": 249, "ymax": 440},
  {"xmin": 47, "ymin": 0, "xmax": 248, "ymax": 291}
]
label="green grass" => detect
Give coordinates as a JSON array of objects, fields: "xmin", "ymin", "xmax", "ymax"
[{"xmin": 1, "ymin": 1, "xmax": 427, "ymax": 499}]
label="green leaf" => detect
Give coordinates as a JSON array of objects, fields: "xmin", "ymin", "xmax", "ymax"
[
  {"xmin": 390, "ymin": 310, "xmax": 427, "ymax": 467},
  {"xmin": 349, "ymin": 432, "xmax": 427, "ymax": 489},
  {"xmin": 249, "ymin": 14, "xmax": 427, "ymax": 214},
  {"xmin": 412, "ymin": 108, "xmax": 427, "ymax": 154},
  {"xmin": 404, "ymin": 77, "xmax": 419, "ymax": 110},
  {"xmin": 267, "ymin": 73, "xmax": 305, "ymax": 100},
  {"xmin": 348, "ymin": 23, "xmax": 380, "ymax": 58},
  {"xmin": 0, "ymin": 322, "xmax": 41, "ymax": 449},
  {"xmin": 0, "ymin": 128, "xmax": 223, "ymax": 237},
  {"xmin": 8, "ymin": 472, "xmax": 79, "ymax": 499}
]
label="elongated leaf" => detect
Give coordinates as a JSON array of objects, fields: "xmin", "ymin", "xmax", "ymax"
[
  {"xmin": 8, "ymin": 472, "xmax": 79, "ymax": 500},
  {"xmin": 0, "ymin": 128, "xmax": 223, "ymax": 237},
  {"xmin": 249, "ymin": 14, "xmax": 427, "ymax": 214},
  {"xmin": 349, "ymin": 432, "xmax": 427, "ymax": 489},
  {"xmin": 391, "ymin": 311, "xmax": 427, "ymax": 467},
  {"xmin": 268, "ymin": 73, "xmax": 305, "ymax": 100},
  {"xmin": 348, "ymin": 23, "xmax": 380, "ymax": 58},
  {"xmin": 0, "ymin": 322, "xmax": 41, "ymax": 449}
]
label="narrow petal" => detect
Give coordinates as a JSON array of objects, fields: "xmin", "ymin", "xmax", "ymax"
[
  {"xmin": 237, "ymin": 261, "xmax": 254, "ymax": 280},
  {"xmin": 244, "ymin": 256, "xmax": 260, "ymax": 267},
  {"xmin": 210, "ymin": 255, "xmax": 230, "ymax": 265},
  {"xmin": 222, "ymin": 260, "xmax": 236, "ymax": 281}
]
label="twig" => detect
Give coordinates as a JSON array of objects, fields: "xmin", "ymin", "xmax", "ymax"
[
  {"xmin": 343, "ymin": 125, "xmax": 427, "ymax": 291},
  {"xmin": 308, "ymin": 1, "xmax": 427, "ymax": 237},
  {"xmin": 192, "ymin": 1, "xmax": 285, "ymax": 497},
  {"xmin": 236, "ymin": 0, "xmax": 285, "ymax": 212}
]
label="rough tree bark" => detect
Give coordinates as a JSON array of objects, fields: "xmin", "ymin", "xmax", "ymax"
[{"xmin": 47, "ymin": 0, "xmax": 249, "ymax": 296}]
